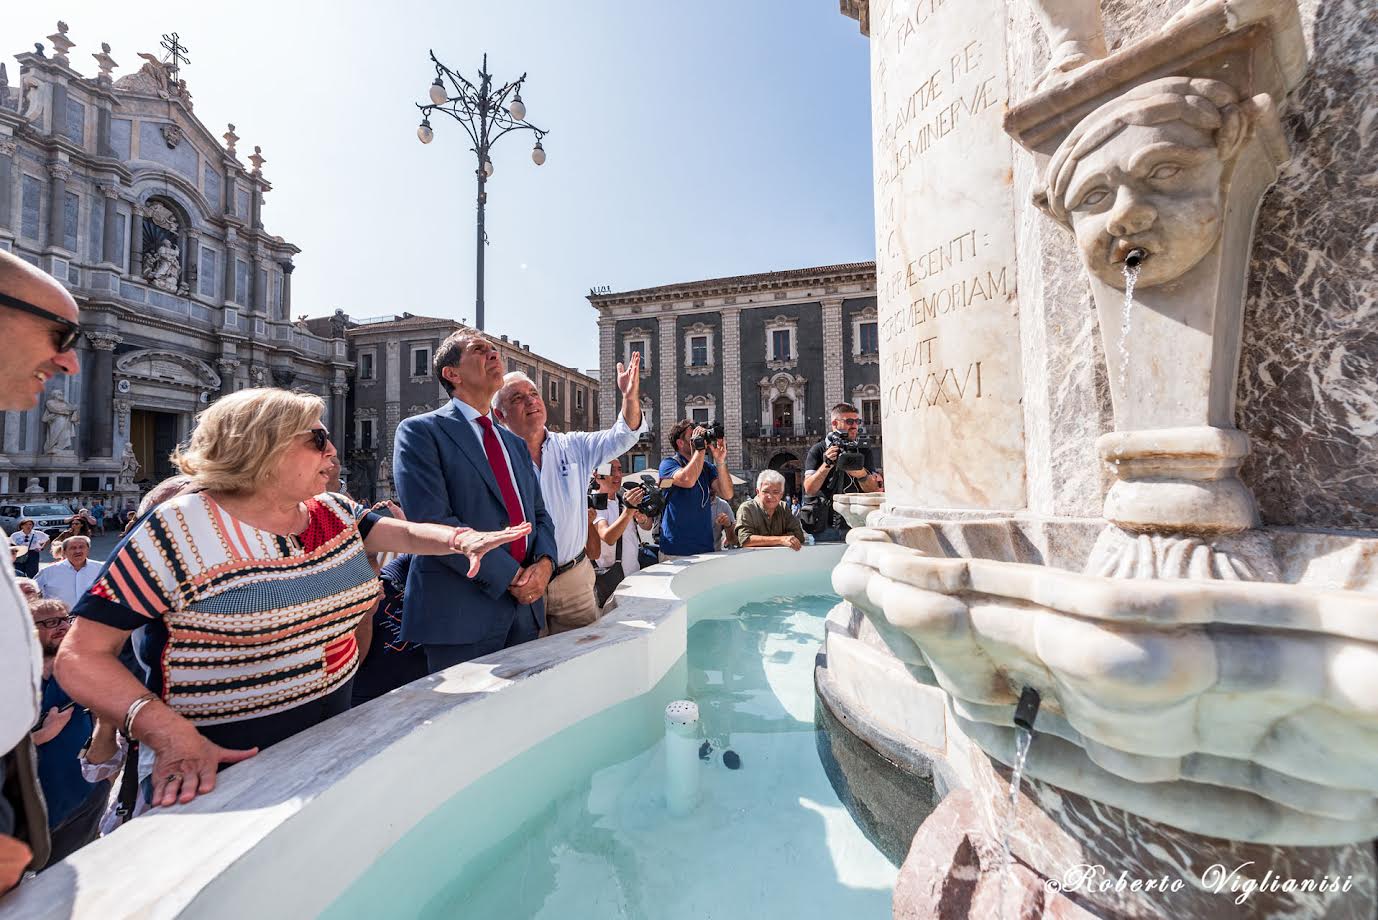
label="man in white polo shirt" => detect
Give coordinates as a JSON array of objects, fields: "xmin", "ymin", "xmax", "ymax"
[
  {"xmin": 35, "ymin": 536, "xmax": 99, "ymax": 609},
  {"xmin": 494, "ymin": 352, "xmax": 647, "ymax": 634}
]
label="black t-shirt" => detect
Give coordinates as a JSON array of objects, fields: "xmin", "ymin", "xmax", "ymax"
[{"xmin": 805, "ymin": 440, "xmax": 877, "ymax": 500}]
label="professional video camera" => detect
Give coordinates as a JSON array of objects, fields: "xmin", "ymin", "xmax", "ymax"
[
  {"xmin": 825, "ymin": 428, "xmax": 869, "ymax": 473},
  {"xmin": 691, "ymin": 420, "xmax": 725, "ymax": 452},
  {"xmin": 618, "ymin": 473, "xmax": 666, "ymax": 518}
]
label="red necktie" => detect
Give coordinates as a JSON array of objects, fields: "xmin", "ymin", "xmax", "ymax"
[{"xmin": 476, "ymin": 415, "xmax": 527, "ymax": 562}]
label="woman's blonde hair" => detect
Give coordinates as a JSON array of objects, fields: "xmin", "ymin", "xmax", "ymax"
[{"xmin": 173, "ymin": 388, "xmax": 326, "ymax": 494}]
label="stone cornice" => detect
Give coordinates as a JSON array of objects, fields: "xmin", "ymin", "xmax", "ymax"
[{"xmin": 587, "ymin": 262, "xmax": 876, "ymax": 311}]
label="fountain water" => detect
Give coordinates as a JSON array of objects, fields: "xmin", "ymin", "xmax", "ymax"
[
  {"xmin": 997, "ymin": 688, "xmax": 1040, "ymax": 918},
  {"xmin": 1116, "ymin": 251, "xmax": 1143, "ymax": 405}
]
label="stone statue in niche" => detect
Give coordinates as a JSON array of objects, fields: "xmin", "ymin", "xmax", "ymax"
[
  {"xmin": 19, "ymin": 70, "xmax": 49, "ymax": 124},
  {"xmin": 41, "ymin": 391, "xmax": 79, "ymax": 454},
  {"xmin": 161, "ymin": 123, "xmax": 184, "ymax": 149},
  {"xmin": 1035, "ymin": 76, "xmax": 1257, "ymax": 289},
  {"xmin": 118, "ymin": 441, "xmax": 140, "ymax": 485},
  {"xmin": 379, "ymin": 457, "xmax": 391, "ymax": 485},
  {"xmin": 143, "ymin": 238, "xmax": 182, "ymax": 293}
]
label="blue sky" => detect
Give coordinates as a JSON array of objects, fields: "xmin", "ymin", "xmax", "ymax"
[{"xmin": 9, "ymin": 2, "xmax": 876, "ymax": 371}]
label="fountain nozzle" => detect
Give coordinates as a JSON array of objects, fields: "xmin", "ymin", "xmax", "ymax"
[
  {"xmin": 1123, "ymin": 248, "xmax": 1148, "ymax": 270},
  {"xmin": 1013, "ymin": 686, "xmax": 1041, "ymax": 732}
]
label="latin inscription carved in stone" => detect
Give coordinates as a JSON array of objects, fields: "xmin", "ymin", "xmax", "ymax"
[{"xmin": 870, "ymin": 0, "xmax": 1026, "ymax": 510}]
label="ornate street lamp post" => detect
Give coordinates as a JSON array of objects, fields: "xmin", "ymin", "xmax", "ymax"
[{"xmin": 416, "ymin": 51, "xmax": 548, "ymax": 332}]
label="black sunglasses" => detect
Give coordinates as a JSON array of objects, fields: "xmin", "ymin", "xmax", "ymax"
[
  {"xmin": 0, "ymin": 291, "xmax": 82, "ymax": 352},
  {"xmin": 306, "ymin": 428, "xmax": 330, "ymax": 452}
]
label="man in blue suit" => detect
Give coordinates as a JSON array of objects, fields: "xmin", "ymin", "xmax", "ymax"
[{"xmin": 393, "ymin": 330, "xmax": 557, "ymax": 672}]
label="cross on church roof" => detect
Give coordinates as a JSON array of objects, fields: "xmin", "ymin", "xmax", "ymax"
[{"xmin": 159, "ymin": 32, "xmax": 190, "ymax": 81}]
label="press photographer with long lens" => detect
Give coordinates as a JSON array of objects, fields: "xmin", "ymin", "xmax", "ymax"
[
  {"xmin": 802, "ymin": 403, "xmax": 880, "ymax": 539},
  {"xmin": 657, "ymin": 419, "xmax": 734, "ymax": 558}
]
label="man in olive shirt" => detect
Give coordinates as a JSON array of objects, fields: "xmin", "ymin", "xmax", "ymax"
[{"xmin": 736, "ymin": 470, "xmax": 807, "ymax": 551}]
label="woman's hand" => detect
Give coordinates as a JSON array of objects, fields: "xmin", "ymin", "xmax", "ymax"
[
  {"xmin": 148, "ymin": 718, "xmax": 258, "ymax": 808},
  {"xmin": 453, "ymin": 522, "xmax": 532, "ymax": 577},
  {"xmin": 371, "ymin": 499, "xmax": 407, "ymax": 522}
]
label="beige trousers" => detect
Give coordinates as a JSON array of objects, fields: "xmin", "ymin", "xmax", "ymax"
[{"xmin": 543, "ymin": 558, "xmax": 599, "ymax": 635}]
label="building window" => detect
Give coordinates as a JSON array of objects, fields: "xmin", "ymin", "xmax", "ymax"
[
  {"xmin": 234, "ymin": 259, "xmax": 251, "ymax": 306},
  {"xmin": 622, "ymin": 327, "xmax": 652, "ymax": 373},
  {"xmin": 859, "ymin": 322, "xmax": 878, "ymax": 354},
  {"xmin": 410, "ymin": 344, "xmax": 432, "ymax": 378},
  {"xmin": 62, "ymin": 192, "xmax": 79, "ymax": 252},
  {"xmin": 682, "ymin": 322, "xmax": 716, "ymax": 375},
  {"xmin": 772, "ymin": 330, "xmax": 791, "ymax": 361},
  {"xmin": 357, "ymin": 418, "xmax": 375, "ymax": 450},
  {"xmin": 690, "ymin": 336, "xmax": 709, "ymax": 366},
  {"xmin": 575, "ymin": 387, "xmax": 584, "ymax": 411},
  {"xmin": 862, "ymin": 398, "xmax": 881, "ymax": 427},
  {"xmin": 199, "ymin": 247, "xmax": 217, "ymax": 298},
  {"xmin": 20, "ymin": 175, "xmax": 41, "ymax": 240},
  {"xmin": 274, "ymin": 272, "xmax": 286, "ymax": 319},
  {"xmin": 358, "ymin": 349, "xmax": 376, "ymax": 381},
  {"xmin": 88, "ymin": 197, "xmax": 104, "ymax": 261},
  {"xmin": 852, "ymin": 306, "xmax": 880, "ymax": 364},
  {"xmin": 630, "ymin": 454, "xmax": 648, "ymax": 473},
  {"xmin": 684, "ymin": 394, "xmax": 716, "ymax": 426},
  {"xmin": 765, "ymin": 315, "xmax": 798, "ymax": 368},
  {"xmin": 548, "ymin": 378, "xmax": 560, "ymax": 403}
]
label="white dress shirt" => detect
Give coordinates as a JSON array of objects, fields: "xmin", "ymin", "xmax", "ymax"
[
  {"xmin": 595, "ymin": 496, "xmax": 643, "ymax": 578},
  {"xmin": 10, "ymin": 528, "xmax": 50, "ymax": 556},
  {"xmin": 0, "ymin": 526, "xmax": 42, "ymax": 751},
  {"xmin": 452, "ymin": 397, "xmax": 528, "ymax": 520},
  {"xmin": 36, "ymin": 558, "xmax": 101, "ymax": 609},
  {"xmin": 528, "ymin": 411, "xmax": 648, "ymax": 566}
]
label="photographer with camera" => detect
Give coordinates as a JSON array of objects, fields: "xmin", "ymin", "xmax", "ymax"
[
  {"xmin": 656, "ymin": 419, "xmax": 734, "ymax": 558},
  {"xmin": 589, "ymin": 459, "xmax": 656, "ymax": 606},
  {"xmin": 802, "ymin": 403, "xmax": 880, "ymax": 539}
]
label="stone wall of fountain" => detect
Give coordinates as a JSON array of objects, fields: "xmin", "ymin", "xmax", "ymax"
[{"xmin": 825, "ymin": 0, "xmax": 1378, "ymax": 916}]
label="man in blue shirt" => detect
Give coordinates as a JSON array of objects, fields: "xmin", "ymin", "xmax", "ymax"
[
  {"xmin": 657, "ymin": 419, "xmax": 734, "ymax": 557},
  {"xmin": 28, "ymin": 598, "xmax": 108, "ymax": 866}
]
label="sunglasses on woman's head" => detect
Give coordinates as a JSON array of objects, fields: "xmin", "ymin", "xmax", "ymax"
[{"xmin": 0, "ymin": 291, "xmax": 82, "ymax": 352}]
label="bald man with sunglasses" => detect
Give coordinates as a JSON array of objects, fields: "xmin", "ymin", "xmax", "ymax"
[{"xmin": 0, "ymin": 250, "xmax": 81, "ymax": 888}]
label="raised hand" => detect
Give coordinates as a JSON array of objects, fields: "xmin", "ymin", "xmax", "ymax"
[
  {"xmin": 455, "ymin": 522, "xmax": 533, "ymax": 577},
  {"xmin": 616, "ymin": 350, "xmax": 641, "ymax": 396}
]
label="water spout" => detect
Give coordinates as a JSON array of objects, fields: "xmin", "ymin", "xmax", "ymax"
[
  {"xmin": 1123, "ymin": 247, "xmax": 1148, "ymax": 270},
  {"xmin": 999, "ymin": 688, "xmax": 1040, "ymax": 917},
  {"xmin": 1013, "ymin": 686, "xmax": 1041, "ymax": 732}
]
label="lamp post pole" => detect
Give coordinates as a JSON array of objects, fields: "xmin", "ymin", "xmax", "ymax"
[{"xmin": 416, "ymin": 52, "xmax": 548, "ymax": 332}]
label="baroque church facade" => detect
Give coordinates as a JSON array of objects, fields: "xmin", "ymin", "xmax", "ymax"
[{"xmin": 0, "ymin": 22, "xmax": 349, "ymax": 499}]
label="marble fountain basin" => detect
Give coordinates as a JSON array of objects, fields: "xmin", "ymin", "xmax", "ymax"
[{"xmin": 833, "ymin": 532, "xmax": 1378, "ymax": 846}]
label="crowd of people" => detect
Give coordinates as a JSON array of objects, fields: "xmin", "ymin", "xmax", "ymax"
[{"xmin": 0, "ymin": 250, "xmax": 883, "ymax": 892}]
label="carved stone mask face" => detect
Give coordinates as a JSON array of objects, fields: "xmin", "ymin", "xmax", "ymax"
[{"xmin": 1062, "ymin": 121, "xmax": 1225, "ymax": 289}]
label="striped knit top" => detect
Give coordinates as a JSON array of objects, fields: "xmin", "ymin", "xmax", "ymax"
[{"xmin": 74, "ymin": 491, "xmax": 382, "ymax": 726}]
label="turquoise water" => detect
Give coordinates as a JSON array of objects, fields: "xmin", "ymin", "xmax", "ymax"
[{"xmin": 326, "ymin": 586, "xmax": 895, "ymax": 919}]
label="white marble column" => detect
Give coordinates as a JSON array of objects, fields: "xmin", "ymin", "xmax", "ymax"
[
  {"xmin": 721, "ymin": 307, "xmax": 744, "ymax": 472},
  {"xmin": 657, "ymin": 317, "xmax": 678, "ymax": 448},
  {"xmin": 822, "ymin": 296, "xmax": 845, "ymax": 411}
]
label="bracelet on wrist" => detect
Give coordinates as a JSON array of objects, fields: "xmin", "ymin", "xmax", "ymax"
[{"xmin": 123, "ymin": 692, "xmax": 158, "ymax": 739}]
